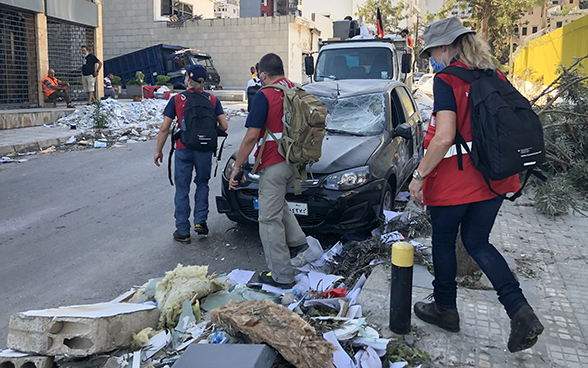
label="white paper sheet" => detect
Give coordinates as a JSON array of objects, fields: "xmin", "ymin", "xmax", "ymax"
[
  {"xmin": 0, "ymin": 350, "xmax": 30, "ymax": 358},
  {"xmin": 21, "ymin": 303, "xmax": 156, "ymax": 318},
  {"xmin": 347, "ymin": 274, "xmax": 367, "ymax": 306},
  {"xmin": 323, "ymin": 331, "xmax": 357, "ymax": 368},
  {"xmin": 383, "ymin": 210, "xmax": 403, "ymax": 223},
  {"xmin": 381, "ymin": 231, "xmax": 405, "ymax": 245},
  {"xmin": 355, "ymin": 346, "xmax": 382, "ymax": 368},
  {"xmin": 227, "ymin": 269, "xmax": 255, "ymax": 285},
  {"xmin": 144, "ymin": 331, "xmax": 169, "ymax": 359},
  {"xmin": 308, "ymin": 271, "xmax": 342, "ymax": 292}
]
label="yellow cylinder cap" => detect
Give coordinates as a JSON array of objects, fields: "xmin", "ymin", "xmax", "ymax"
[{"xmin": 391, "ymin": 241, "xmax": 414, "ymax": 267}]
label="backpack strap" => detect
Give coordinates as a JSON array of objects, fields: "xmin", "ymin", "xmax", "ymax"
[{"xmin": 168, "ymin": 122, "xmax": 178, "ymax": 186}]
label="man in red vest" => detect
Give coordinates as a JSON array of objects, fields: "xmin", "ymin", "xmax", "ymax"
[
  {"xmin": 229, "ymin": 53, "xmax": 308, "ymax": 289},
  {"xmin": 41, "ymin": 69, "xmax": 74, "ymax": 108}
]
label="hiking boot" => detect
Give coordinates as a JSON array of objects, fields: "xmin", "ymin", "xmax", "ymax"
[
  {"xmin": 173, "ymin": 230, "xmax": 191, "ymax": 244},
  {"xmin": 258, "ymin": 271, "xmax": 296, "ymax": 289},
  {"xmin": 289, "ymin": 243, "xmax": 309, "ymax": 258},
  {"xmin": 507, "ymin": 305, "xmax": 544, "ymax": 353},
  {"xmin": 194, "ymin": 222, "xmax": 209, "ymax": 236},
  {"xmin": 414, "ymin": 300, "xmax": 460, "ymax": 332}
]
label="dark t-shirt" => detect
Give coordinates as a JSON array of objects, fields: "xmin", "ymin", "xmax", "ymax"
[
  {"xmin": 432, "ymin": 77, "xmax": 457, "ymax": 115},
  {"xmin": 82, "ymin": 54, "xmax": 100, "ymax": 76}
]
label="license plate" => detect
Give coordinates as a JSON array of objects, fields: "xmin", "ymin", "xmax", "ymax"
[
  {"xmin": 253, "ymin": 198, "xmax": 308, "ymax": 216},
  {"xmin": 287, "ymin": 202, "xmax": 308, "ymax": 216}
]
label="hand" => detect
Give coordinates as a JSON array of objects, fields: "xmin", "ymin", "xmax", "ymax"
[
  {"xmin": 228, "ymin": 169, "xmax": 243, "ymax": 190},
  {"xmin": 409, "ymin": 178, "xmax": 424, "ymax": 204},
  {"xmin": 93, "ymin": 72, "xmax": 98, "ymax": 77},
  {"xmin": 154, "ymin": 151, "xmax": 163, "ymax": 167}
]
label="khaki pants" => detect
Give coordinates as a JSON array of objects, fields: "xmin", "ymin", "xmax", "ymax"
[{"xmin": 258, "ymin": 161, "xmax": 307, "ymax": 284}]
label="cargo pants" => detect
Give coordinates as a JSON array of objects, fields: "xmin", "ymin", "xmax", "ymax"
[{"xmin": 258, "ymin": 161, "xmax": 307, "ymax": 284}]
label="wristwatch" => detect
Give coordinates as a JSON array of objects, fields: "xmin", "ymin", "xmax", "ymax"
[
  {"xmin": 231, "ymin": 162, "xmax": 243, "ymax": 172},
  {"xmin": 413, "ymin": 169, "xmax": 426, "ymax": 181}
]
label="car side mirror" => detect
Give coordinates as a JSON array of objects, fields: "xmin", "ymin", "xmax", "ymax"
[
  {"xmin": 305, "ymin": 56, "xmax": 315, "ymax": 76},
  {"xmin": 393, "ymin": 123, "xmax": 412, "ymax": 140},
  {"xmin": 401, "ymin": 53, "xmax": 412, "ymax": 74}
]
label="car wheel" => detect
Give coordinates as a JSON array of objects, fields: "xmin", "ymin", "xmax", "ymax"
[{"xmin": 378, "ymin": 183, "xmax": 394, "ymax": 225}]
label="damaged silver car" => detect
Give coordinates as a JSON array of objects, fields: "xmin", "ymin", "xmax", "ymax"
[{"xmin": 216, "ymin": 80, "xmax": 424, "ymax": 233}]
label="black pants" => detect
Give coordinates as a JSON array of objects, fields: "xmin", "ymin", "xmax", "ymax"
[{"xmin": 48, "ymin": 91, "xmax": 71, "ymax": 104}]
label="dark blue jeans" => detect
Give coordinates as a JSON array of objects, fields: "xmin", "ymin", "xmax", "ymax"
[
  {"xmin": 174, "ymin": 148, "xmax": 213, "ymax": 235},
  {"xmin": 429, "ymin": 196, "xmax": 528, "ymax": 318}
]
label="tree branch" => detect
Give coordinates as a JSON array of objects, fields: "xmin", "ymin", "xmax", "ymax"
[
  {"xmin": 543, "ymin": 121, "xmax": 588, "ymax": 129},
  {"xmin": 545, "ymin": 153, "xmax": 568, "ymax": 171},
  {"xmin": 542, "ymin": 110, "xmax": 588, "ymax": 118},
  {"xmin": 545, "ymin": 138, "xmax": 573, "ymax": 162},
  {"xmin": 530, "ymin": 53, "xmax": 588, "ymax": 106},
  {"xmin": 538, "ymin": 75, "xmax": 588, "ymax": 116}
]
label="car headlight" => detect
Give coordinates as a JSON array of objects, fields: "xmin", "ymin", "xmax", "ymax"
[
  {"xmin": 324, "ymin": 166, "xmax": 370, "ymax": 190},
  {"xmin": 224, "ymin": 157, "xmax": 236, "ymax": 179}
]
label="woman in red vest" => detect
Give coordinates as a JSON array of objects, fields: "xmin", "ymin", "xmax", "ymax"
[{"xmin": 408, "ymin": 17, "xmax": 543, "ymax": 353}]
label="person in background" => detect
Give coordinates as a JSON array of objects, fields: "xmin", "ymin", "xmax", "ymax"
[
  {"xmin": 250, "ymin": 66, "xmax": 257, "ymax": 79},
  {"xmin": 42, "ymin": 69, "xmax": 74, "ymax": 108},
  {"xmin": 103, "ymin": 73, "xmax": 116, "ymax": 99},
  {"xmin": 408, "ymin": 17, "xmax": 543, "ymax": 353},
  {"xmin": 81, "ymin": 45, "xmax": 102, "ymax": 104},
  {"xmin": 246, "ymin": 63, "xmax": 262, "ymax": 112},
  {"xmin": 401, "ymin": 29, "xmax": 414, "ymax": 47}
]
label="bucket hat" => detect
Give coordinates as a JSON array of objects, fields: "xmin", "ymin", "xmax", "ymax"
[
  {"xmin": 185, "ymin": 64, "xmax": 207, "ymax": 82},
  {"xmin": 420, "ymin": 17, "xmax": 475, "ymax": 59}
]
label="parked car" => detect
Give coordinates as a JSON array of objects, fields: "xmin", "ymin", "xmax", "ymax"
[
  {"xmin": 216, "ymin": 80, "xmax": 424, "ymax": 233},
  {"xmin": 413, "ymin": 72, "xmax": 425, "ymax": 84},
  {"xmin": 415, "ymin": 73, "xmax": 434, "ymax": 87},
  {"xmin": 417, "ymin": 74, "xmax": 434, "ymax": 97}
]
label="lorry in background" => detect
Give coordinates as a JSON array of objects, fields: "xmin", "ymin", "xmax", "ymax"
[
  {"xmin": 305, "ymin": 20, "xmax": 414, "ymax": 89},
  {"xmin": 104, "ymin": 44, "xmax": 221, "ymax": 89}
]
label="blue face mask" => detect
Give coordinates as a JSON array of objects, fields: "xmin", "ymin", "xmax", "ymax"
[{"xmin": 430, "ymin": 56, "xmax": 446, "ymax": 72}]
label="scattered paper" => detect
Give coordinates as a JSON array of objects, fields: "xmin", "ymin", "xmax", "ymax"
[
  {"xmin": 381, "ymin": 231, "xmax": 405, "ymax": 245},
  {"xmin": 394, "ymin": 191, "xmax": 410, "ymax": 202},
  {"xmin": 227, "ymin": 269, "xmax": 255, "ymax": 285},
  {"xmin": 308, "ymin": 271, "xmax": 343, "ymax": 292},
  {"xmin": 347, "ymin": 274, "xmax": 367, "ymax": 306},
  {"xmin": 144, "ymin": 331, "xmax": 169, "ymax": 359},
  {"xmin": 409, "ymin": 240, "xmax": 428, "ymax": 250},
  {"xmin": 323, "ymin": 331, "xmax": 357, "ymax": 368},
  {"xmin": 21, "ymin": 302, "xmax": 156, "ymax": 318},
  {"xmin": 355, "ymin": 346, "xmax": 382, "ymax": 368},
  {"xmin": 383, "ymin": 210, "xmax": 403, "ymax": 223},
  {"xmin": 352, "ymin": 337, "xmax": 391, "ymax": 357}
]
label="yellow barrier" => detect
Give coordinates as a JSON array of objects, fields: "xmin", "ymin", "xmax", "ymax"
[{"xmin": 514, "ymin": 14, "xmax": 588, "ymax": 85}]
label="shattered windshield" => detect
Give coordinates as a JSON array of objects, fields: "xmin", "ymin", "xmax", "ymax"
[
  {"xmin": 315, "ymin": 47, "xmax": 394, "ymax": 81},
  {"xmin": 319, "ymin": 93, "xmax": 386, "ymax": 136}
]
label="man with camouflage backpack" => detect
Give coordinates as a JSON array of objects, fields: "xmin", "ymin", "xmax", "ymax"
[{"xmin": 229, "ymin": 53, "xmax": 328, "ymax": 288}]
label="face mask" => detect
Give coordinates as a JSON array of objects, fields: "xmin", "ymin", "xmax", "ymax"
[{"xmin": 430, "ymin": 56, "xmax": 446, "ymax": 72}]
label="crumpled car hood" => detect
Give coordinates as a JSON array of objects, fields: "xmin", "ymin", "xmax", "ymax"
[{"xmin": 312, "ymin": 134, "xmax": 381, "ymax": 174}]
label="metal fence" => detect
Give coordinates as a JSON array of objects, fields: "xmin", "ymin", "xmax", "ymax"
[
  {"xmin": 47, "ymin": 19, "xmax": 95, "ymax": 102},
  {"xmin": 0, "ymin": 5, "xmax": 39, "ymax": 109}
]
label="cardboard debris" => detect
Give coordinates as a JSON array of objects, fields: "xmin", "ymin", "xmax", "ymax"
[
  {"xmin": 155, "ymin": 264, "xmax": 225, "ymax": 329},
  {"xmin": 210, "ymin": 300, "xmax": 336, "ymax": 368}
]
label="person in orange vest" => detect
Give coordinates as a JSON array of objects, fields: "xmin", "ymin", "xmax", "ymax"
[
  {"xmin": 401, "ymin": 29, "xmax": 414, "ymax": 47},
  {"xmin": 42, "ymin": 69, "xmax": 74, "ymax": 108}
]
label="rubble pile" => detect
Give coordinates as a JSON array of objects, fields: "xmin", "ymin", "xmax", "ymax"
[{"xmin": 0, "ymin": 208, "xmax": 432, "ymax": 368}]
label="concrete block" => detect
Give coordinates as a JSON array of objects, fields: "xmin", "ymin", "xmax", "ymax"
[
  {"xmin": 172, "ymin": 344, "xmax": 277, "ymax": 368},
  {"xmin": 0, "ymin": 350, "xmax": 54, "ymax": 368},
  {"xmin": 7, "ymin": 303, "xmax": 160, "ymax": 357}
]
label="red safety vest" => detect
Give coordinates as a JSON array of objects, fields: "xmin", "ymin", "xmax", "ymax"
[{"xmin": 422, "ymin": 60, "xmax": 520, "ymax": 206}]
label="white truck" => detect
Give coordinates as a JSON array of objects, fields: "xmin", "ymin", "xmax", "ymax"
[{"xmin": 305, "ymin": 21, "xmax": 414, "ymax": 89}]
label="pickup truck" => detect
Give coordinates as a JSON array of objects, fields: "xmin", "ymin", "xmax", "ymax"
[
  {"xmin": 104, "ymin": 44, "xmax": 221, "ymax": 89},
  {"xmin": 305, "ymin": 21, "xmax": 414, "ymax": 89}
]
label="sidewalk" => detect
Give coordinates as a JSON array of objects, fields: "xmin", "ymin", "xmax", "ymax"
[
  {"xmin": 0, "ymin": 125, "xmax": 79, "ymax": 156},
  {"xmin": 0, "ymin": 101, "xmax": 248, "ymax": 157},
  {"xmin": 358, "ymin": 194, "xmax": 588, "ymax": 367}
]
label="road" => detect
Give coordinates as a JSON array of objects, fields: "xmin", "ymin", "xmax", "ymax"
[{"xmin": 0, "ymin": 112, "xmax": 270, "ymax": 347}]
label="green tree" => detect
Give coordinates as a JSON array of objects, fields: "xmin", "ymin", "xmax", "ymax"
[{"xmin": 355, "ymin": 0, "xmax": 409, "ymax": 34}]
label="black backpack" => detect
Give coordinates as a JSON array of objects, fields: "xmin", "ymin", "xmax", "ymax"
[
  {"xmin": 177, "ymin": 90, "xmax": 218, "ymax": 152},
  {"xmin": 167, "ymin": 91, "xmax": 227, "ymax": 185},
  {"xmin": 439, "ymin": 66, "xmax": 546, "ymax": 201}
]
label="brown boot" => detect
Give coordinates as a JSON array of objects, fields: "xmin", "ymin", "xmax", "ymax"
[
  {"xmin": 414, "ymin": 301, "xmax": 460, "ymax": 332},
  {"xmin": 507, "ymin": 305, "xmax": 544, "ymax": 352}
]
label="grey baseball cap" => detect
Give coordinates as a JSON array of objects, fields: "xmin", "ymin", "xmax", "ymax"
[{"xmin": 420, "ymin": 17, "xmax": 476, "ymax": 59}]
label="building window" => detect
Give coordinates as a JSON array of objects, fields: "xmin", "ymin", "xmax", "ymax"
[
  {"xmin": 514, "ymin": 27, "xmax": 519, "ymax": 33},
  {"xmin": 262, "ymin": 0, "xmax": 268, "ymax": 6},
  {"xmin": 532, "ymin": 26, "xmax": 538, "ymax": 33},
  {"xmin": 261, "ymin": 11, "xmax": 268, "ymax": 16},
  {"xmin": 161, "ymin": 0, "xmax": 193, "ymax": 17},
  {"xmin": 557, "ymin": 21, "xmax": 563, "ymax": 27},
  {"xmin": 522, "ymin": 27, "xmax": 528, "ymax": 35}
]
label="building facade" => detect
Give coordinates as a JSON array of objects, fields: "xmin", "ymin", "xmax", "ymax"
[
  {"xmin": 102, "ymin": 0, "xmax": 319, "ymax": 87},
  {"xmin": 215, "ymin": 0, "xmax": 240, "ymax": 18},
  {"xmin": 0, "ymin": 0, "xmax": 103, "ymax": 109}
]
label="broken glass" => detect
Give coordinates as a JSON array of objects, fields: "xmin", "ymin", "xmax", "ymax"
[{"xmin": 319, "ymin": 93, "xmax": 386, "ymax": 136}]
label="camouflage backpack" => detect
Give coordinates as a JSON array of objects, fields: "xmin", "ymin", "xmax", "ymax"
[{"xmin": 252, "ymin": 83, "xmax": 329, "ymax": 195}]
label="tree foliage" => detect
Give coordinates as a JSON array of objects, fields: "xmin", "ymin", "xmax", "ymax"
[
  {"xmin": 355, "ymin": 0, "xmax": 409, "ymax": 34},
  {"xmin": 429, "ymin": 0, "xmax": 547, "ymax": 66},
  {"xmin": 528, "ymin": 55, "xmax": 588, "ymax": 217}
]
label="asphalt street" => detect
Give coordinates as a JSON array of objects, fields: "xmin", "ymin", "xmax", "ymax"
[{"xmin": 0, "ymin": 114, "xmax": 271, "ymax": 347}]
